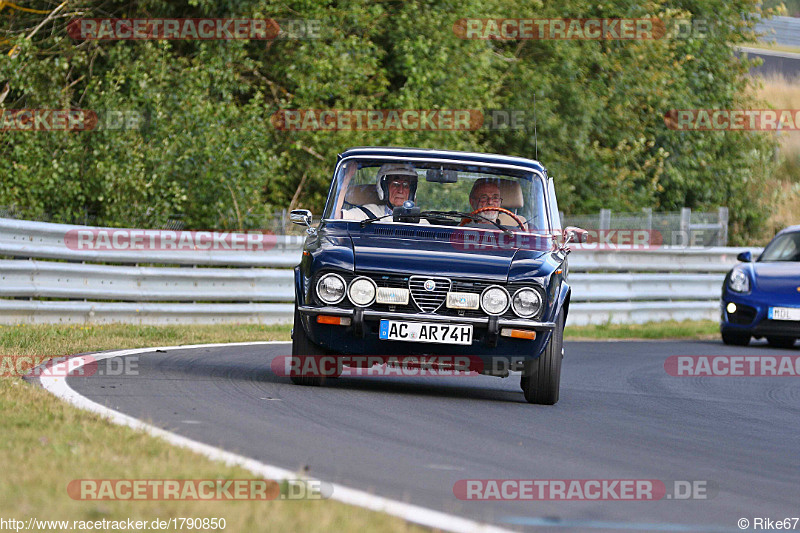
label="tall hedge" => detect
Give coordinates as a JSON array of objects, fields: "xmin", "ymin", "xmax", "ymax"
[{"xmin": 0, "ymin": 0, "xmax": 778, "ymax": 242}]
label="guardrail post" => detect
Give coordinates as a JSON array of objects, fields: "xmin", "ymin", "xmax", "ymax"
[
  {"xmin": 599, "ymin": 209, "xmax": 611, "ymax": 231},
  {"xmin": 642, "ymin": 208, "xmax": 652, "ymax": 232},
  {"xmin": 680, "ymin": 208, "xmax": 691, "ymax": 248},
  {"xmin": 718, "ymin": 207, "xmax": 729, "ymax": 246}
]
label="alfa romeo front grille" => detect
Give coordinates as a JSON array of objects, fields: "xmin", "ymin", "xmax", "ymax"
[{"xmin": 409, "ymin": 276, "xmax": 451, "ymax": 313}]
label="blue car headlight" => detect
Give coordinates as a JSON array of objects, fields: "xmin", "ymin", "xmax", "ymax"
[
  {"xmin": 316, "ymin": 273, "xmax": 346, "ymax": 304},
  {"xmin": 728, "ymin": 268, "xmax": 750, "ymax": 293}
]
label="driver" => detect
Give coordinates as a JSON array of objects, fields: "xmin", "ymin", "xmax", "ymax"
[
  {"xmin": 343, "ymin": 163, "xmax": 418, "ymax": 221},
  {"xmin": 469, "ymin": 178, "xmax": 503, "ymax": 213},
  {"xmin": 468, "ymin": 178, "xmax": 525, "ymax": 227}
]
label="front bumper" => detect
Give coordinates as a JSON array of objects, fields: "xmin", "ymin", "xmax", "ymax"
[
  {"xmin": 298, "ymin": 305, "xmax": 556, "ymax": 330},
  {"xmin": 297, "ymin": 305, "xmax": 556, "ymax": 371},
  {"xmin": 720, "ymin": 291, "xmax": 800, "ymax": 338}
]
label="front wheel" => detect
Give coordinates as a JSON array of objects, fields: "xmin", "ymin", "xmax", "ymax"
[
  {"xmin": 521, "ymin": 311, "xmax": 564, "ymax": 405},
  {"xmin": 766, "ymin": 336, "xmax": 796, "ymax": 348},
  {"xmin": 721, "ymin": 330, "xmax": 750, "ymax": 346},
  {"xmin": 290, "ymin": 308, "xmax": 336, "ymax": 386}
]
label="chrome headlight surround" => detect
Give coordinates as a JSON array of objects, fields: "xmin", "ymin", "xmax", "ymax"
[
  {"xmin": 315, "ymin": 273, "xmax": 346, "ymax": 305},
  {"xmin": 728, "ymin": 268, "xmax": 750, "ymax": 293},
  {"xmin": 480, "ymin": 285, "xmax": 510, "ymax": 316},
  {"xmin": 511, "ymin": 287, "xmax": 543, "ymax": 319},
  {"xmin": 348, "ymin": 276, "xmax": 377, "ymax": 307}
]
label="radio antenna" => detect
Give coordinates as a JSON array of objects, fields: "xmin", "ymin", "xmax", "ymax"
[{"xmin": 533, "ymin": 92, "xmax": 538, "ymax": 161}]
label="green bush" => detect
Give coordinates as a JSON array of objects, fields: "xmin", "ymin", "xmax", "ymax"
[{"xmin": 0, "ymin": 0, "xmax": 781, "ymax": 241}]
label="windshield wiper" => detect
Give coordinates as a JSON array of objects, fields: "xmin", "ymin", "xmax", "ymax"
[
  {"xmin": 359, "ymin": 213, "xmax": 393, "ymax": 228},
  {"xmin": 422, "ymin": 210, "xmax": 513, "ymax": 235}
]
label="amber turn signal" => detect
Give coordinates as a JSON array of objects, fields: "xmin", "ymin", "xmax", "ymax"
[
  {"xmin": 500, "ymin": 328, "xmax": 537, "ymax": 340},
  {"xmin": 316, "ymin": 315, "xmax": 352, "ymax": 326}
]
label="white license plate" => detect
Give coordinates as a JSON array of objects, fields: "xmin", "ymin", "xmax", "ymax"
[
  {"xmin": 769, "ymin": 306, "xmax": 800, "ymax": 321},
  {"xmin": 379, "ymin": 320, "xmax": 472, "ymax": 345}
]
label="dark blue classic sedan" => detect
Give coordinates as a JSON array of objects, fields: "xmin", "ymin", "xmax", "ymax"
[
  {"xmin": 288, "ymin": 147, "xmax": 585, "ymax": 404},
  {"xmin": 721, "ymin": 225, "xmax": 800, "ymax": 347}
]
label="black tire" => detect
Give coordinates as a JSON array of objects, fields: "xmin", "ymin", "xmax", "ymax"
[
  {"xmin": 721, "ymin": 330, "xmax": 750, "ymax": 346},
  {"xmin": 290, "ymin": 308, "xmax": 333, "ymax": 386},
  {"xmin": 521, "ymin": 311, "xmax": 564, "ymax": 405},
  {"xmin": 766, "ymin": 336, "xmax": 796, "ymax": 349}
]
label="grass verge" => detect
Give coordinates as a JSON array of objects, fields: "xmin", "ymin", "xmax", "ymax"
[
  {"xmin": 0, "ymin": 324, "xmax": 424, "ymax": 533},
  {"xmin": 565, "ymin": 319, "xmax": 719, "ymax": 340}
]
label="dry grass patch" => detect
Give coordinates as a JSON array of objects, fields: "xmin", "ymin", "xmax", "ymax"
[
  {"xmin": 0, "ymin": 324, "xmax": 427, "ymax": 533},
  {"xmin": 753, "ymin": 73, "xmax": 800, "ymax": 242}
]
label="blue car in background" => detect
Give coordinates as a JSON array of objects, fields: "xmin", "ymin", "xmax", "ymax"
[{"xmin": 721, "ymin": 225, "xmax": 800, "ymax": 347}]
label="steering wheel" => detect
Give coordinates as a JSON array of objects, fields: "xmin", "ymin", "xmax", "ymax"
[{"xmin": 459, "ymin": 206, "xmax": 526, "ymax": 231}]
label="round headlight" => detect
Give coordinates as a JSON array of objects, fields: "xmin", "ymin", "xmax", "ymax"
[
  {"xmin": 511, "ymin": 288, "xmax": 542, "ymax": 318},
  {"xmin": 348, "ymin": 277, "xmax": 377, "ymax": 306},
  {"xmin": 316, "ymin": 273, "xmax": 346, "ymax": 305},
  {"xmin": 480, "ymin": 285, "xmax": 510, "ymax": 315},
  {"xmin": 729, "ymin": 268, "xmax": 750, "ymax": 293}
]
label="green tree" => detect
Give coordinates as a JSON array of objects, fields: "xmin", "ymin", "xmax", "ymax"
[{"xmin": 0, "ymin": 0, "xmax": 779, "ymax": 243}]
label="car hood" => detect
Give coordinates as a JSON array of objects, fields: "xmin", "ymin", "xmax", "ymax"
[
  {"xmin": 348, "ymin": 225, "xmax": 547, "ymax": 280},
  {"xmin": 752, "ymin": 262, "xmax": 800, "ymax": 293}
]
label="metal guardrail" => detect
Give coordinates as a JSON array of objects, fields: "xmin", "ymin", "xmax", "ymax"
[
  {"xmin": 563, "ymin": 207, "xmax": 728, "ymax": 247},
  {"xmin": 569, "ymin": 273, "xmax": 722, "ymax": 302},
  {"xmin": 756, "ymin": 16, "xmax": 800, "ymax": 48},
  {"xmin": 0, "ymin": 218, "xmax": 304, "ymax": 267},
  {"xmin": 568, "ymin": 247, "xmax": 747, "ymax": 273},
  {"xmin": 0, "ymin": 217, "xmax": 762, "ymax": 326},
  {"xmin": 0, "ymin": 260, "xmax": 294, "ymax": 302}
]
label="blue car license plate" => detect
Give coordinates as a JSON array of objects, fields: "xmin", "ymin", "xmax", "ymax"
[{"xmin": 769, "ymin": 306, "xmax": 800, "ymax": 321}]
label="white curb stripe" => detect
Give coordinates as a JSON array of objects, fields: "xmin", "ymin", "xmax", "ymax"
[{"xmin": 38, "ymin": 341, "xmax": 514, "ymax": 533}]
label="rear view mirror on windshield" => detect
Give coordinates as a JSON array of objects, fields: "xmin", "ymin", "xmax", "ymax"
[{"xmin": 426, "ymin": 168, "xmax": 458, "ymax": 183}]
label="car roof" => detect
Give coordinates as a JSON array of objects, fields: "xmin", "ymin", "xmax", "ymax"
[
  {"xmin": 338, "ymin": 147, "xmax": 547, "ymax": 175},
  {"xmin": 777, "ymin": 225, "xmax": 800, "ymax": 235}
]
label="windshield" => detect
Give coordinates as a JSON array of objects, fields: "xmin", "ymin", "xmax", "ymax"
[
  {"xmin": 759, "ymin": 231, "xmax": 800, "ymax": 262},
  {"xmin": 323, "ymin": 157, "xmax": 549, "ymax": 231}
]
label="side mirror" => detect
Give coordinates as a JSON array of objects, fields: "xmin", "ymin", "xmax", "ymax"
[
  {"xmin": 290, "ymin": 209, "xmax": 313, "ymax": 227},
  {"xmin": 737, "ymin": 251, "xmax": 752, "ymax": 262},
  {"xmin": 290, "ymin": 209, "xmax": 315, "ymax": 235},
  {"xmin": 564, "ymin": 226, "xmax": 588, "ymax": 244}
]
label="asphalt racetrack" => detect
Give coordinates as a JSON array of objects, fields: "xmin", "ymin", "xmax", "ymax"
[{"xmin": 67, "ymin": 340, "xmax": 800, "ymax": 532}]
